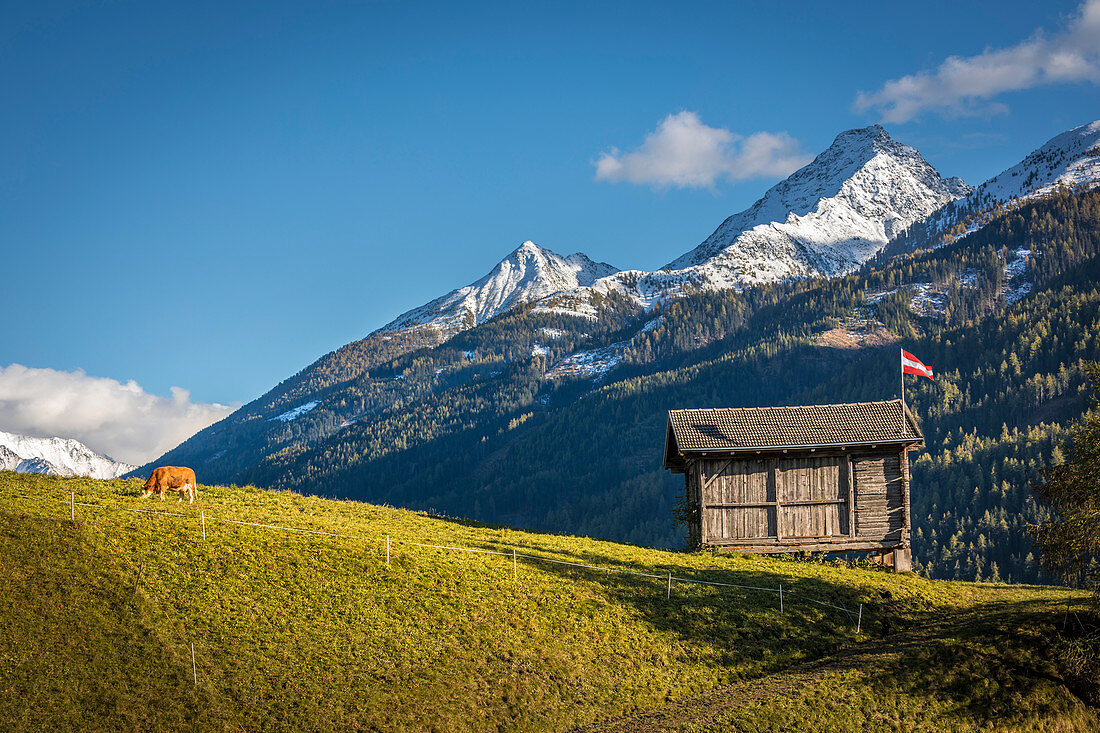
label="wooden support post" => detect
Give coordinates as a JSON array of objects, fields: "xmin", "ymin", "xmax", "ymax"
[
  {"xmin": 667, "ymin": 572, "xmax": 672, "ymax": 600},
  {"xmin": 190, "ymin": 642, "xmax": 197, "ymax": 686},
  {"xmin": 779, "ymin": 583, "xmax": 784, "ymax": 613},
  {"xmin": 893, "ymin": 547, "xmax": 913, "ymax": 573},
  {"xmin": 201, "ymin": 510, "xmax": 206, "ymax": 541},
  {"xmin": 857, "ymin": 603, "xmax": 863, "ymax": 633},
  {"xmin": 386, "ymin": 535, "xmax": 390, "ymax": 566},
  {"xmin": 512, "ymin": 549, "xmax": 517, "ymax": 580}
]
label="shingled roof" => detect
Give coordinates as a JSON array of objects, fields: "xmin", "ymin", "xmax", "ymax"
[{"xmin": 664, "ymin": 400, "xmax": 923, "ymax": 471}]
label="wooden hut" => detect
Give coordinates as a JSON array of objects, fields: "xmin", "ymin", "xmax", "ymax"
[{"xmin": 663, "ymin": 400, "xmax": 923, "ymax": 571}]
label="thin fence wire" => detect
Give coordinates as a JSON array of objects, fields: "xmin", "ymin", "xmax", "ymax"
[
  {"xmin": 11, "ymin": 493, "xmax": 189, "ymax": 518},
  {"xmin": 1, "ymin": 488, "xmax": 865, "ymax": 625},
  {"xmin": 219, "ymin": 517, "xmax": 382, "ymax": 542}
]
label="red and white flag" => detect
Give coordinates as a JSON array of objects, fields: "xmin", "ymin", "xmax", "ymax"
[{"xmin": 901, "ymin": 349, "xmax": 934, "ymax": 380}]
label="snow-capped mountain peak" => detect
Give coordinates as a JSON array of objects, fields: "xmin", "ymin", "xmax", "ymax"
[
  {"xmin": 0, "ymin": 430, "xmax": 135, "ymax": 479},
  {"xmin": 378, "ymin": 241, "xmax": 619, "ymax": 340},
  {"xmin": 661, "ymin": 125, "xmax": 970, "ymax": 284}
]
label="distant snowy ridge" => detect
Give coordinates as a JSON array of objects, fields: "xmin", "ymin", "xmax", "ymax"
[
  {"xmin": 0, "ymin": 430, "xmax": 135, "ymax": 479},
  {"xmin": 371, "ymin": 122, "xmax": 1096, "ymax": 346},
  {"xmin": 958, "ymin": 120, "xmax": 1100, "ymax": 208},
  {"xmin": 378, "ymin": 241, "xmax": 619, "ymax": 340},
  {"xmin": 913, "ymin": 119, "xmax": 1100, "ymax": 249}
]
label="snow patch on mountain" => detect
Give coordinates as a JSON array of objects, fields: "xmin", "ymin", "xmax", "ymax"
[
  {"xmin": 530, "ymin": 300, "xmax": 599, "ymax": 320},
  {"xmin": 865, "ymin": 247, "xmax": 1033, "ymax": 319},
  {"xmin": 270, "ymin": 401, "xmax": 320, "ymax": 422},
  {"xmin": 1004, "ymin": 249, "xmax": 1032, "ymax": 305},
  {"xmin": 908, "ymin": 283, "xmax": 948, "ymax": 317},
  {"xmin": 546, "ymin": 342, "xmax": 627, "ymax": 381},
  {"xmin": 1005, "ymin": 249, "xmax": 1030, "ymax": 281},
  {"xmin": 0, "ymin": 431, "xmax": 135, "ymax": 479},
  {"xmin": 544, "ymin": 315, "xmax": 665, "ymax": 382}
]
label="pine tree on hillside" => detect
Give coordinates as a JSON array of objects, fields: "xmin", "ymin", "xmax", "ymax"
[{"xmin": 1031, "ymin": 362, "xmax": 1100, "ymax": 593}]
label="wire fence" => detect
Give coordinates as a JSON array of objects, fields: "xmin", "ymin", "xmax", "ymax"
[{"xmin": 1, "ymin": 487, "xmax": 866, "ymax": 632}]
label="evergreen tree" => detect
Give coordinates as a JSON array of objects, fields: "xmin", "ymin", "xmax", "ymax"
[{"xmin": 1031, "ymin": 362, "xmax": 1100, "ymax": 593}]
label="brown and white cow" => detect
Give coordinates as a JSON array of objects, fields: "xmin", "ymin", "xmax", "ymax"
[{"xmin": 140, "ymin": 466, "xmax": 197, "ymax": 504}]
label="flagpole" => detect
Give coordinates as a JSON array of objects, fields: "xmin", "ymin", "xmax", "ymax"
[
  {"xmin": 900, "ymin": 348, "xmax": 906, "ymax": 442},
  {"xmin": 900, "ymin": 348, "xmax": 905, "ymax": 408}
]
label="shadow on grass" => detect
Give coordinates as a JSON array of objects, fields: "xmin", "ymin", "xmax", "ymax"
[
  {"xmin": 811, "ymin": 597, "xmax": 1097, "ymax": 727},
  {"xmin": 576, "ymin": 596, "xmax": 1100, "ymax": 731}
]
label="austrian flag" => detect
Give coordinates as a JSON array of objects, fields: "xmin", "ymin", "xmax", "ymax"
[{"xmin": 901, "ymin": 349, "xmax": 934, "ymax": 380}]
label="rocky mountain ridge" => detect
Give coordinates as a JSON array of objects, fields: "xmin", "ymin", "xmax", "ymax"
[
  {"xmin": 378, "ymin": 125, "xmax": 971, "ymax": 339},
  {"xmin": 377, "ymin": 241, "xmax": 619, "ymax": 343}
]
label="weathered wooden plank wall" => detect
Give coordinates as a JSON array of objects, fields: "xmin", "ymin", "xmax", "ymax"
[
  {"xmin": 852, "ymin": 454, "xmax": 904, "ymax": 542},
  {"xmin": 690, "ymin": 449, "xmax": 909, "ymax": 550}
]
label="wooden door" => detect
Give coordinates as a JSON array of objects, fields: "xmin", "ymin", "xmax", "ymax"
[
  {"xmin": 701, "ymin": 459, "xmax": 774, "ymax": 541},
  {"xmin": 775, "ymin": 456, "xmax": 848, "ymax": 538}
]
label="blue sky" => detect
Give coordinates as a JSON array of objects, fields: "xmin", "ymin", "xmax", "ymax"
[{"xmin": 2, "ymin": 0, "xmax": 1099, "ymax": 461}]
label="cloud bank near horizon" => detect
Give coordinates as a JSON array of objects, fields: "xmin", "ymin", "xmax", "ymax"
[
  {"xmin": 0, "ymin": 364, "xmax": 237, "ymax": 465},
  {"xmin": 594, "ymin": 111, "xmax": 812, "ymax": 189},
  {"xmin": 855, "ymin": 0, "xmax": 1100, "ymax": 123}
]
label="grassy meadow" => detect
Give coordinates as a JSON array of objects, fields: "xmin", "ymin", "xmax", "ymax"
[{"xmin": 0, "ymin": 471, "xmax": 1094, "ymax": 731}]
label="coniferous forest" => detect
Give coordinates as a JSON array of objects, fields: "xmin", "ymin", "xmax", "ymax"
[{"xmin": 148, "ymin": 188, "xmax": 1100, "ymax": 585}]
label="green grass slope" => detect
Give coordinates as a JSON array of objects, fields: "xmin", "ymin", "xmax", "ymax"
[{"xmin": 1, "ymin": 472, "xmax": 1094, "ymax": 731}]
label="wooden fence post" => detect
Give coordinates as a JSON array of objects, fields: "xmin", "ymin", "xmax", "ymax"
[
  {"xmin": 857, "ymin": 603, "xmax": 863, "ymax": 634},
  {"xmin": 667, "ymin": 572, "xmax": 672, "ymax": 600},
  {"xmin": 779, "ymin": 583, "xmax": 784, "ymax": 614},
  {"xmin": 190, "ymin": 642, "xmax": 197, "ymax": 685}
]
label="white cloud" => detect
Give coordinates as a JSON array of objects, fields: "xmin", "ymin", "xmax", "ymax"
[
  {"xmin": 0, "ymin": 364, "xmax": 237, "ymax": 465},
  {"xmin": 594, "ymin": 111, "xmax": 811, "ymax": 189},
  {"xmin": 855, "ymin": 0, "xmax": 1100, "ymax": 123}
]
